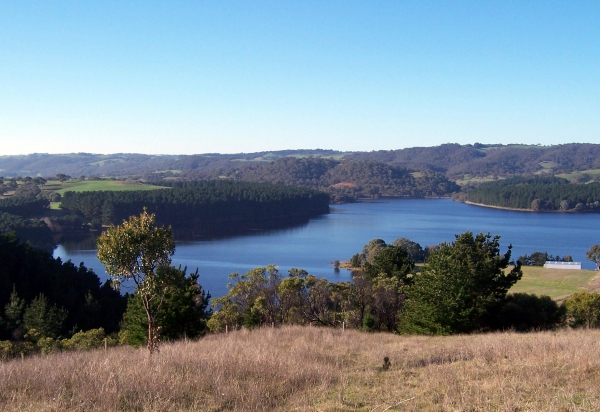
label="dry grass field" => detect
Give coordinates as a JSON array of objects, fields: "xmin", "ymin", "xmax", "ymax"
[{"xmin": 3, "ymin": 326, "xmax": 600, "ymax": 411}]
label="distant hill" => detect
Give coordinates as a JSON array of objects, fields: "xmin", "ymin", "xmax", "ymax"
[
  {"xmin": 347, "ymin": 143, "xmax": 600, "ymax": 179},
  {"xmin": 1, "ymin": 143, "xmax": 599, "ymax": 182},
  {"xmin": 186, "ymin": 157, "xmax": 459, "ymax": 202}
]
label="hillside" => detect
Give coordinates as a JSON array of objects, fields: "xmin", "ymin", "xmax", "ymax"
[
  {"xmin": 187, "ymin": 157, "xmax": 459, "ymax": 202},
  {"xmin": 3, "ymin": 326, "xmax": 600, "ymax": 411},
  {"xmin": 2, "ymin": 143, "xmax": 600, "ymax": 182}
]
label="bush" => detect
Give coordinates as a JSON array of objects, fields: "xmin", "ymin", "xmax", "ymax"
[
  {"xmin": 563, "ymin": 291, "xmax": 600, "ymax": 328},
  {"xmin": 488, "ymin": 293, "xmax": 565, "ymax": 332},
  {"xmin": 38, "ymin": 337, "xmax": 62, "ymax": 355},
  {"xmin": 62, "ymin": 328, "xmax": 110, "ymax": 351}
]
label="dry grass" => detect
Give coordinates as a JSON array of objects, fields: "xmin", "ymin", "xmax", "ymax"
[{"xmin": 3, "ymin": 326, "xmax": 600, "ymax": 411}]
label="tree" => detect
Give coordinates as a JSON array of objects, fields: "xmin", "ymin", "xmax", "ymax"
[
  {"xmin": 392, "ymin": 238, "xmax": 428, "ymax": 263},
  {"xmin": 22, "ymin": 294, "xmax": 67, "ymax": 340},
  {"xmin": 208, "ymin": 266, "xmax": 282, "ymax": 332},
  {"xmin": 2, "ymin": 286, "xmax": 25, "ymax": 339},
  {"xmin": 119, "ymin": 265, "xmax": 211, "ymax": 347},
  {"xmin": 97, "ymin": 209, "xmax": 175, "ymax": 353},
  {"xmin": 362, "ymin": 245, "xmax": 414, "ymax": 284},
  {"xmin": 400, "ymin": 232, "xmax": 522, "ymax": 335},
  {"xmin": 586, "ymin": 245, "xmax": 600, "ymax": 270}
]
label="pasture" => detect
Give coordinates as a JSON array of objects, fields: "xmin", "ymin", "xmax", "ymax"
[
  {"xmin": 48, "ymin": 180, "xmax": 166, "ymax": 195},
  {"xmin": 509, "ymin": 265, "xmax": 598, "ymax": 299}
]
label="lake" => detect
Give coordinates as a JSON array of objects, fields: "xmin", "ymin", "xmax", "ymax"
[{"xmin": 54, "ymin": 198, "xmax": 599, "ymax": 298}]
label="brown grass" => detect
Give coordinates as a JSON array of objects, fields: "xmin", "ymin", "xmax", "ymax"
[{"xmin": 3, "ymin": 326, "xmax": 600, "ymax": 411}]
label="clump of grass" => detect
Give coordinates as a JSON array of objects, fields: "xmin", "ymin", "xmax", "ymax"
[{"xmin": 3, "ymin": 327, "xmax": 600, "ymax": 411}]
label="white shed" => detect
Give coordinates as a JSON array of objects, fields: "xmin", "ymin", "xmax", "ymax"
[{"xmin": 543, "ymin": 261, "xmax": 582, "ymax": 270}]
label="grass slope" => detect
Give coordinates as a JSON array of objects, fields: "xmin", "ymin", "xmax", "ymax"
[
  {"xmin": 3, "ymin": 326, "xmax": 600, "ymax": 411},
  {"xmin": 510, "ymin": 266, "xmax": 598, "ymax": 299}
]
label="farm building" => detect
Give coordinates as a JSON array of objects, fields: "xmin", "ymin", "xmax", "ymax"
[{"xmin": 543, "ymin": 261, "xmax": 582, "ymax": 270}]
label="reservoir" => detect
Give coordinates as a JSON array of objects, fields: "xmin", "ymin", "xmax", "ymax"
[{"xmin": 54, "ymin": 198, "xmax": 599, "ymax": 298}]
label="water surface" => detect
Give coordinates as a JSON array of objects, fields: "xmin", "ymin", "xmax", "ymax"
[{"xmin": 54, "ymin": 199, "xmax": 599, "ymax": 298}]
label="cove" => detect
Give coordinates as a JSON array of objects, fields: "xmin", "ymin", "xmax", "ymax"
[{"xmin": 54, "ymin": 198, "xmax": 599, "ymax": 298}]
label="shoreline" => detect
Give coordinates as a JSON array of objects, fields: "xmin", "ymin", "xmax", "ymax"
[
  {"xmin": 462, "ymin": 201, "xmax": 537, "ymax": 212},
  {"xmin": 461, "ymin": 200, "xmax": 600, "ymax": 213}
]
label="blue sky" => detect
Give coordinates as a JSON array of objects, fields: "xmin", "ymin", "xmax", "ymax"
[{"xmin": 1, "ymin": 1, "xmax": 599, "ymax": 155}]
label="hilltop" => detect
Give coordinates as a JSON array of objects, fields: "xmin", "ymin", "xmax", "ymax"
[
  {"xmin": 2, "ymin": 143, "xmax": 600, "ymax": 181},
  {"xmin": 3, "ymin": 325, "xmax": 600, "ymax": 411}
]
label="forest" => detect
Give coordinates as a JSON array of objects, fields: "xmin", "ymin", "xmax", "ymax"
[
  {"xmin": 457, "ymin": 176, "xmax": 600, "ymax": 211},
  {"xmin": 60, "ymin": 180, "xmax": 330, "ymax": 228}
]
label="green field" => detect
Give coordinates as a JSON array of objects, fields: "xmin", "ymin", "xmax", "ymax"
[
  {"xmin": 48, "ymin": 180, "xmax": 167, "ymax": 195},
  {"xmin": 556, "ymin": 169, "xmax": 600, "ymax": 183},
  {"xmin": 509, "ymin": 265, "xmax": 598, "ymax": 299},
  {"xmin": 455, "ymin": 175, "xmax": 501, "ymax": 186}
]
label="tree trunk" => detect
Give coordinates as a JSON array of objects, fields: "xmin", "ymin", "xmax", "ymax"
[{"xmin": 142, "ymin": 295, "xmax": 159, "ymax": 354}]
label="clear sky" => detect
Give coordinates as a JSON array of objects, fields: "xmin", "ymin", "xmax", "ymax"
[{"xmin": 1, "ymin": 1, "xmax": 599, "ymax": 155}]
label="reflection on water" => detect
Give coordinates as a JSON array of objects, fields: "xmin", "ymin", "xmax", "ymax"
[{"xmin": 55, "ymin": 199, "xmax": 600, "ymax": 298}]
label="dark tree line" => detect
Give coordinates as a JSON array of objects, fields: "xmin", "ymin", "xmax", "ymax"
[
  {"xmin": 0, "ymin": 233, "xmax": 126, "ymax": 342},
  {"xmin": 60, "ymin": 180, "xmax": 330, "ymax": 228},
  {"xmin": 457, "ymin": 177, "xmax": 600, "ymax": 211},
  {"xmin": 0, "ymin": 192, "xmax": 55, "ymax": 252}
]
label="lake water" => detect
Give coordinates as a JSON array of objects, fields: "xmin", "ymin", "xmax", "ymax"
[{"xmin": 54, "ymin": 199, "xmax": 599, "ymax": 298}]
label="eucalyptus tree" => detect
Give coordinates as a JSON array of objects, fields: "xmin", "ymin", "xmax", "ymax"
[{"xmin": 97, "ymin": 208, "xmax": 175, "ymax": 353}]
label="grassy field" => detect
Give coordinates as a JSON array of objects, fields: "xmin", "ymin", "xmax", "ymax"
[
  {"xmin": 557, "ymin": 169, "xmax": 600, "ymax": 183},
  {"xmin": 509, "ymin": 265, "xmax": 598, "ymax": 299},
  {"xmin": 454, "ymin": 175, "xmax": 500, "ymax": 186},
  {"xmin": 47, "ymin": 180, "xmax": 167, "ymax": 195},
  {"xmin": 3, "ymin": 326, "xmax": 600, "ymax": 411}
]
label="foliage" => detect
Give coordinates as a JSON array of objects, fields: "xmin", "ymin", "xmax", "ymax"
[
  {"xmin": 399, "ymin": 232, "xmax": 523, "ymax": 335},
  {"xmin": 191, "ymin": 157, "xmax": 459, "ymax": 202},
  {"xmin": 119, "ymin": 266, "xmax": 211, "ymax": 347},
  {"xmin": 460, "ymin": 176, "xmax": 600, "ymax": 211},
  {"xmin": 62, "ymin": 328, "xmax": 110, "ymax": 351},
  {"xmin": 61, "ymin": 180, "xmax": 330, "ymax": 227},
  {"xmin": 0, "ymin": 196, "xmax": 49, "ymax": 217},
  {"xmin": 97, "ymin": 209, "xmax": 175, "ymax": 353},
  {"xmin": 392, "ymin": 237, "xmax": 429, "ymax": 263},
  {"xmin": 563, "ymin": 291, "xmax": 600, "ymax": 328},
  {"xmin": 488, "ymin": 293, "xmax": 564, "ymax": 332},
  {"xmin": 518, "ymin": 251, "xmax": 573, "ymax": 266},
  {"xmin": 0, "ymin": 212, "xmax": 55, "ymax": 252},
  {"xmin": 586, "ymin": 245, "xmax": 600, "ymax": 270},
  {"xmin": 22, "ymin": 294, "xmax": 68, "ymax": 340},
  {"xmin": 0, "ymin": 233, "xmax": 125, "ymax": 341}
]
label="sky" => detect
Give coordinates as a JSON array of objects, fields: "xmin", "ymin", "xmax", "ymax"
[{"xmin": 1, "ymin": 1, "xmax": 599, "ymax": 155}]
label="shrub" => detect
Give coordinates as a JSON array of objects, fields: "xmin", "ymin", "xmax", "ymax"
[
  {"xmin": 62, "ymin": 328, "xmax": 108, "ymax": 351},
  {"xmin": 488, "ymin": 293, "xmax": 565, "ymax": 332},
  {"xmin": 563, "ymin": 291, "xmax": 600, "ymax": 328}
]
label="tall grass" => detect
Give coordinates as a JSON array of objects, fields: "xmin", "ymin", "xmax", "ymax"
[{"xmin": 2, "ymin": 326, "xmax": 600, "ymax": 411}]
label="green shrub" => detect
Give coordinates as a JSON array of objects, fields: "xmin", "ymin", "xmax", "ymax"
[
  {"xmin": 62, "ymin": 328, "xmax": 108, "ymax": 351},
  {"xmin": 563, "ymin": 291, "xmax": 600, "ymax": 328}
]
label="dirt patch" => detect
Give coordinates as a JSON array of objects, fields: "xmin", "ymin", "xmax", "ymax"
[{"xmin": 331, "ymin": 182, "xmax": 355, "ymax": 188}]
